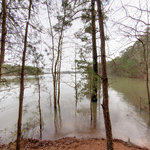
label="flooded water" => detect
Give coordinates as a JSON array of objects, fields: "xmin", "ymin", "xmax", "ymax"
[{"xmin": 0, "ymin": 74, "xmax": 150, "ymax": 148}]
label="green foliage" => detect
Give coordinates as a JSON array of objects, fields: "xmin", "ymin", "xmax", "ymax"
[
  {"xmin": 107, "ymin": 32, "xmax": 150, "ymax": 78},
  {"xmin": 53, "ymin": 0, "xmax": 73, "ymax": 32},
  {"xmin": 81, "ymin": 9, "xmax": 91, "ymax": 23},
  {"xmin": 77, "ymin": 62, "xmax": 93, "ymax": 98},
  {"xmin": 2, "ymin": 64, "xmax": 43, "ymax": 76}
]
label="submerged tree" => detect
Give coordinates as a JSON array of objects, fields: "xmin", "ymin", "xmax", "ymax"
[
  {"xmin": 74, "ymin": 0, "xmax": 98, "ymax": 100},
  {"xmin": 73, "ymin": 0, "xmax": 99, "ymax": 102},
  {"xmin": 46, "ymin": 0, "xmax": 79, "ymax": 109},
  {"xmin": 32, "ymin": 46, "xmax": 43, "ymax": 139},
  {"xmin": 96, "ymin": 0, "xmax": 113, "ymax": 149},
  {"xmin": 46, "ymin": 0, "xmax": 65, "ymax": 109},
  {"xmin": 16, "ymin": 0, "xmax": 32, "ymax": 149}
]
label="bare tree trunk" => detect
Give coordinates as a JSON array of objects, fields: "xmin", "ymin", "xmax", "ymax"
[
  {"xmin": 36, "ymin": 68, "xmax": 42, "ymax": 140},
  {"xmin": 53, "ymin": 74, "xmax": 57, "ymax": 109},
  {"xmin": 74, "ymin": 49, "xmax": 78, "ymax": 116},
  {"xmin": 89, "ymin": 72, "xmax": 92, "ymax": 98},
  {"xmin": 34, "ymin": 60, "xmax": 42, "ymax": 139},
  {"xmin": 58, "ymin": 101, "xmax": 62, "ymax": 129},
  {"xmin": 146, "ymin": 27, "xmax": 150, "ymax": 116},
  {"xmin": 46, "ymin": 2, "xmax": 57, "ymax": 109},
  {"xmin": 0, "ymin": 0, "xmax": 7, "ymax": 82},
  {"xmin": 57, "ymin": 50, "xmax": 62, "ymax": 105},
  {"xmin": 46, "ymin": 2, "xmax": 67, "ymax": 110},
  {"xmin": 37, "ymin": 78, "xmax": 42, "ymax": 139},
  {"xmin": 98, "ymin": 51, "xmax": 101, "ymax": 102},
  {"xmin": 91, "ymin": 0, "xmax": 98, "ymax": 102},
  {"xmin": 54, "ymin": 109, "xmax": 58, "ymax": 134},
  {"xmin": 16, "ymin": 0, "xmax": 32, "ymax": 149},
  {"xmin": 96, "ymin": 0, "xmax": 113, "ymax": 150},
  {"xmin": 91, "ymin": 102, "xmax": 97, "ymax": 129},
  {"xmin": 53, "ymin": 19, "xmax": 64, "ymax": 109}
]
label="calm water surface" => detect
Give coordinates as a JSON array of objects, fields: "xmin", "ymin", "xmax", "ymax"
[{"xmin": 0, "ymin": 74, "xmax": 150, "ymax": 148}]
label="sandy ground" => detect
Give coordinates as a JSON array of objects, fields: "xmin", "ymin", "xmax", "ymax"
[{"xmin": 1, "ymin": 137, "xmax": 149, "ymax": 150}]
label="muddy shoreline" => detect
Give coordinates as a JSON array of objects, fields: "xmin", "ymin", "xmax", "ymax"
[{"xmin": 1, "ymin": 137, "xmax": 149, "ymax": 150}]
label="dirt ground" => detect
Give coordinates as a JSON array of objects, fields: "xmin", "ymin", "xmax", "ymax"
[{"xmin": 1, "ymin": 137, "xmax": 149, "ymax": 150}]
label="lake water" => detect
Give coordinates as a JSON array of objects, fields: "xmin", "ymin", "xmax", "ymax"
[{"xmin": 0, "ymin": 74, "xmax": 150, "ymax": 148}]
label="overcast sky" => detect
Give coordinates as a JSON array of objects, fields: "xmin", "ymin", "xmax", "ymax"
[
  {"xmin": 39, "ymin": 0, "xmax": 150, "ymax": 71},
  {"xmin": 105, "ymin": 0, "xmax": 150, "ymax": 58}
]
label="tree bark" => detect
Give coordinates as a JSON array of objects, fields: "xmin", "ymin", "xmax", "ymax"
[
  {"xmin": 0, "ymin": 0, "xmax": 7, "ymax": 82},
  {"xmin": 37, "ymin": 76, "xmax": 42, "ymax": 139},
  {"xmin": 91, "ymin": 0, "xmax": 98, "ymax": 102},
  {"xmin": 96, "ymin": 0, "xmax": 114, "ymax": 150},
  {"xmin": 57, "ymin": 51, "xmax": 62, "ymax": 105},
  {"xmin": 16, "ymin": 0, "xmax": 32, "ymax": 149},
  {"xmin": 46, "ymin": 2, "xmax": 57, "ymax": 110},
  {"xmin": 53, "ymin": 17, "xmax": 64, "ymax": 109},
  {"xmin": 74, "ymin": 49, "xmax": 78, "ymax": 116}
]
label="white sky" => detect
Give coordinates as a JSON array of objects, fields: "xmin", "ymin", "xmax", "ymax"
[
  {"xmin": 39, "ymin": 0, "xmax": 150, "ymax": 71},
  {"xmin": 105, "ymin": 0, "xmax": 150, "ymax": 57}
]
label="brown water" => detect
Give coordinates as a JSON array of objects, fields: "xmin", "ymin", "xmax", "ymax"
[{"xmin": 0, "ymin": 74, "xmax": 150, "ymax": 148}]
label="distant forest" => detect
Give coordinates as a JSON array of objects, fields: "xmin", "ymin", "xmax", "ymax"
[
  {"xmin": 107, "ymin": 31, "xmax": 150, "ymax": 79},
  {"xmin": 1, "ymin": 64, "xmax": 43, "ymax": 76}
]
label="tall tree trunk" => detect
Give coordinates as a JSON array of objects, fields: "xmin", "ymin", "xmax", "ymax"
[
  {"xmin": 37, "ymin": 77, "xmax": 42, "ymax": 139},
  {"xmin": 96, "ymin": 0, "xmax": 114, "ymax": 150},
  {"xmin": 46, "ymin": 2, "xmax": 56, "ymax": 110},
  {"xmin": 36, "ymin": 65, "xmax": 42, "ymax": 139},
  {"xmin": 57, "ymin": 49, "xmax": 62, "ymax": 105},
  {"xmin": 35, "ymin": 62, "xmax": 42, "ymax": 139},
  {"xmin": 91, "ymin": 102, "xmax": 97, "ymax": 129},
  {"xmin": 54, "ymin": 19, "xmax": 64, "ymax": 109},
  {"xmin": 58, "ymin": 101, "xmax": 62, "ymax": 129},
  {"xmin": 74, "ymin": 49, "xmax": 78, "ymax": 116},
  {"xmin": 91, "ymin": 0, "xmax": 98, "ymax": 102},
  {"xmin": 54, "ymin": 109, "xmax": 58, "ymax": 134},
  {"xmin": 0, "ymin": 0, "xmax": 7, "ymax": 82},
  {"xmin": 53, "ymin": 74, "xmax": 57, "ymax": 110},
  {"xmin": 16, "ymin": 0, "xmax": 32, "ymax": 149}
]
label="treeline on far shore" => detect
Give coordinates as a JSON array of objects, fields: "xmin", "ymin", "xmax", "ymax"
[
  {"xmin": 107, "ymin": 31, "xmax": 150, "ymax": 79},
  {"xmin": 1, "ymin": 64, "xmax": 43, "ymax": 76}
]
